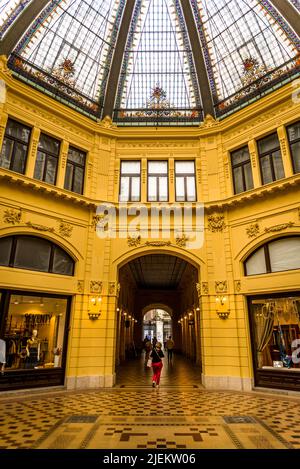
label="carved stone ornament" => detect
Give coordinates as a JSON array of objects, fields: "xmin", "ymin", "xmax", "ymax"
[
  {"xmin": 90, "ymin": 281, "xmax": 102, "ymax": 294},
  {"xmin": 175, "ymin": 234, "xmax": 189, "ymax": 247},
  {"xmin": 100, "ymin": 115, "xmax": 115, "ymax": 129},
  {"xmin": 109, "ymin": 282, "xmax": 116, "ymax": 295},
  {"xmin": 0, "ymin": 55, "xmax": 12, "ymax": 76},
  {"xmin": 26, "ymin": 221, "xmax": 55, "ymax": 233},
  {"xmin": 77, "ymin": 281, "xmax": 84, "ymax": 293},
  {"xmin": 145, "ymin": 241, "xmax": 171, "ymax": 247},
  {"xmin": 196, "ymin": 283, "xmax": 201, "ymax": 299},
  {"xmin": 215, "ymin": 281, "xmax": 227, "ymax": 294},
  {"xmin": 127, "ymin": 234, "xmax": 141, "ymax": 247},
  {"xmin": 264, "ymin": 222, "xmax": 294, "ymax": 233},
  {"xmin": 246, "ymin": 223, "xmax": 260, "ymax": 238},
  {"xmin": 3, "ymin": 208, "xmax": 22, "ymax": 225},
  {"xmin": 235, "ymin": 281, "xmax": 241, "ymax": 293},
  {"xmin": 59, "ymin": 222, "xmax": 73, "ymax": 238},
  {"xmin": 116, "ymin": 283, "xmax": 121, "ymax": 298},
  {"xmin": 200, "ymin": 113, "xmax": 219, "ymax": 128},
  {"xmin": 208, "ymin": 214, "xmax": 225, "ymax": 232},
  {"xmin": 92, "ymin": 214, "xmax": 108, "ymax": 231},
  {"xmin": 202, "ymin": 282, "xmax": 209, "ymax": 295}
]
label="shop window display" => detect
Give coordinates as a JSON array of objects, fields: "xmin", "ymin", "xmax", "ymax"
[
  {"xmin": 249, "ymin": 296, "xmax": 300, "ymax": 370},
  {"xmin": 3, "ymin": 294, "xmax": 67, "ymax": 371}
]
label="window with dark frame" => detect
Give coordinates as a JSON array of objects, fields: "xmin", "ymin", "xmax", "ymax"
[
  {"xmin": 148, "ymin": 161, "xmax": 168, "ymax": 202},
  {"xmin": 0, "ymin": 235, "xmax": 74, "ymax": 276},
  {"xmin": 244, "ymin": 237, "xmax": 300, "ymax": 276},
  {"xmin": 257, "ymin": 133, "xmax": 285, "ymax": 185},
  {"xmin": 231, "ymin": 145, "xmax": 254, "ymax": 194},
  {"xmin": 64, "ymin": 146, "xmax": 86, "ymax": 195},
  {"xmin": 175, "ymin": 161, "xmax": 196, "ymax": 202},
  {"xmin": 286, "ymin": 121, "xmax": 300, "ymax": 174},
  {"xmin": 34, "ymin": 133, "xmax": 60, "ymax": 185},
  {"xmin": 119, "ymin": 161, "xmax": 141, "ymax": 202},
  {"xmin": 0, "ymin": 118, "xmax": 31, "ymax": 174}
]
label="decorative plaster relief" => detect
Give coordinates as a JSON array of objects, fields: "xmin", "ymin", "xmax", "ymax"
[
  {"xmin": 234, "ymin": 281, "xmax": 241, "ymax": 293},
  {"xmin": 201, "ymin": 282, "xmax": 209, "ymax": 295},
  {"xmin": 264, "ymin": 222, "xmax": 294, "ymax": 232},
  {"xmin": 77, "ymin": 281, "xmax": 84, "ymax": 293},
  {"xmin": 175, "ymin": 234, "xmax": 189, "ymax": 247},
  {"xmin": 208, "ymin": 214, "xmax": 225, "ymax": 232},
  {"xmin": 127, "ymin": 234, "xmax": 141, "ymax": 247},
  {"xmin": 246, "ymin": 223, "xmax": 260, "ymax": 238},
  {"xmin": 90, "ymin": 281, "xmax": 102, "ymax": 294},
  {"xmin": 59, "ymin": 221, "xmax": 73, "ymax": 238},
  {"xmin": 26, "ymin": 221, "xmax": 55, "ymax": 233},
  {"xmin": 3, "ymin": 208, "xmax": 22, "ymax": 225},
  {"xmin": 109, "ymin": 282, "xmax": 116, "ymax": 295},
  {"xmin": 145, "ymin": 241, "xmax": 171, "ymax": 247},
  {"xmin": 215, "ymin": 281, "xmax": 227, "ymax": 293}
]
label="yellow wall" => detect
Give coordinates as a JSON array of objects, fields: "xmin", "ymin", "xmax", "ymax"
[{"xmin": 0, "ymin": 55, "xmax": 300, "ymax": 390}]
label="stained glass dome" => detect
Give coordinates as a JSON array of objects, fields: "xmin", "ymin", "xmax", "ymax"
[{"xmin": 0, "ymin": 0, "xmax": 299, "ymax": 125}]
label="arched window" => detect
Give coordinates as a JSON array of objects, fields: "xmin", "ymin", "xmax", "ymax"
[
  {"xmin": 0, "ymin": 235, "xmax": 74, "ymax": 276},
  {"xmin": 245, "ymin": 237, "xmax": 300, "ymax": 276}
]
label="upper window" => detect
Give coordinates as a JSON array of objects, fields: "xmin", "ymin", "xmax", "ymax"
[
  {"xmin": 34, "ymin": 133, "xmax": 60, "ymax": 185},
  {"xmin": 0, "ymin": 236, "xmax": 74, "ymax": 276},
  {"xmin": 231, "ymin": 146, "xmax": 254, "ymax": 194},
  {"xmin": 175, "ymin": 161, "xmax": 196, "ymax": 202},
  {"xmin": 64, "ymin": 146, "xmax": 86, "ymax": 195},
  {"xmin": 0, "ymin": 118, "xmax": 31, "ymax": 174},
  {"xmin": 119, "ymin": 161, "xmax": 141, "ymax": 202},
  {"xmin": 286, "ymin": 121, "xmax": 300, "ymax": 174},
  {"xmin": 148, "ymin": 161, "xmax": 168, "ymax": 202},
  {"xmin": 257, "ymin": 133, "xmax": 285, "ymax": 185},
  {"xmin": 245, "ymin": 237, "xmax": 300, "ymax": 276}
]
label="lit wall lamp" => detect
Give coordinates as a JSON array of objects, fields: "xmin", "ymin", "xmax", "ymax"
[
  {"xmin": 216, "ymin": 296, "xmax": 230, "ymax": 319},
  {"xmin": 88, "ymin": 296, "xmax": 102, "ymax": 320}
]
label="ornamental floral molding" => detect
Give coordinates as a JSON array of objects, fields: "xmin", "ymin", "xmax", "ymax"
[
  {"xmin": 116, "ymin": 283, "xmax": 121, "ymax": 298},
  {"xmin": 246, "ymin": 223, "xmax": 260, "ymax": 238},
  {"xmin": 109, "ymin": 282, "xmax": 116, "ymax": 295},
  {"xmin": 208, "ymin": 214, "xmax": 225, "ymax": 232},
  {"xmin": 26, "ymin": 221, "xmax": 55, "ymax": 233},
  {"xmin": 90, "ymin": 281, "xmax": 102, "ymax": 294},
  {"xmin": 175, "ymin": 234, "xmax": 189, "ymax": 247},
  {"xmin": 145, "ymin": 241, "xmax": 171, "ymax": 247},
  {"xmin": 201, "ymin": 282, "xmax": 209, "ymax": 295},
  {"xmin": 127, "ymin": 234, "xmax": 141, "ymax": 247},
  {"xmin": 100, "ymin": 115, "xmax": 115, "ymax": 128},
  {"xmin": 215, "ymin": 281, "xmax": 227, "ymax": 294},
  {"xmin": 234, "ymin": 281, "xmax": 241, "ymax": 293},
  {"xmin": 200, "ymin": 113, "xmax": 219, "ymax": 128},
  {"xmin": 92, "ymin": 214, "xmax": 108, "ymax": 231},
  {"xmin": 264, "ymin": 222, "xmax": 294, "ymax": 233},
  {"xmin": 77, "ymin": 281, "xmax": 84, "ymax": 293},
  {"xmin": 196, "ymin": 283, "xmax": 201, "ymax": 299},
  {"xmin": 3, "ymin": 208, "xmax": 22, "ymax": 225},
  {"xmin": 59, "ymin": 222, "xmax": 73, "ymax": 238}
]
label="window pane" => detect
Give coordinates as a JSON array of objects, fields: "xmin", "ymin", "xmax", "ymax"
[
  {"xmin": 260, "ymin": 155, "xmax": 273, "ymax": 184},
  {"xmin": 148, "ymin": 176, "xmax": 157, "ymax": 201},
  {"xmin": 131, "ymin": 177, "xmax": 140, "ymax": 201},
  {"xmin": 14, "ymin": 237, "xmax": 51, "ymax": 272},
  {"xmin": 68, "ymin": 147, "xmax": 85, "ymax": 166},
  {"xmin": 245, "ymin": 247, "xmax": 267, "ymax": 275},
  {"xmin": 148, "ymin": 161, "xmax": 167, "ymax": 174},
  {"xmin": 290, "ymin": 141, "xmax": 300, "ymax": 173},
  {"xmin": 175, "ymin": 161, "xmax": 194, "ymax": 174},
  {"xmin": 73, "ymin": 167, "xmax": 84, "ymax": 194},
  {"xmin": 0, "ymin": 237, "xmax": 12, "ymax": 266},
  {"xmin": 231, "ymin": 146, "xmax": 250, "ymax": 165},
  {"xmin": 11, "ymin": 142, "xmax": 27, "ymax": 174},
  {"xmin": 34, "ymin": 152, "xmax": 46, "ymax": 180},
  {"xmin": 233, "ymin": 166, "xmax": 244, "ymax": 194},
  {"xmin": 159, "ymin": 176, "xmax": 168, "ymax": 201},
  {"xmin": 64, "ymin": 163, "xmax": 73, "ymax": 191},
  {"xmin": 38, "ymin": 134, "xmax": 60, "ymax": 156},
  {"xmin": 44, "ymin": 155, "xmax": 57, "ymax": 184},
  {"xmin": 244, "ymin": 162, "xmax": 254, "ymax": 191},
  {"xmin": 119, "ymin": 176, "xmax": 130, "ymax": 201},
  {"xmin": 186, "ymin": 176, "xmax": 196, "ymax": 201},
  {"xmin": 176, "ymin": 176, "xmax": 185, "ymax": 200},
  {"xmin": 269, "ymin": 238, "xmax": 300, "ymax": 272},
  {"xmin": 6, "ymin": 119, "xmax": 31, "ymax": 143},
  {"xmin": 53, "ymin": 247, "xmax": 74, "ymax": 275},
  {"xmin": 258, "ymin": 133, "xmax": 279, "ymax": 154},
  {"xmin": 0, "ymin": 138, "xmax": 13, "ymax": 169},
  {"xmin": 272, "ymin": 151, "xmax": 285, "ymax": 180},
  {"xmin": 287, "ymin": 122, "xmax": 300, "ymax": 142},
  {"xmin": 121, "ymin": 161, "xmax": 140, "ymax": 174}
]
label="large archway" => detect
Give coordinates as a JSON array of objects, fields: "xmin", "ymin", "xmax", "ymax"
[{"xmin": 115, "ymin": 253, "xmax": 202, "ymax": 380}]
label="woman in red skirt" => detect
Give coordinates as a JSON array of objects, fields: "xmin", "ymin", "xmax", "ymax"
[{"xmin": 150, "ymin": 342, "xmax": 164, "ymax": 388}]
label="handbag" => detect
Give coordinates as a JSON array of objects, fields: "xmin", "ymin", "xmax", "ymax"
[{"xmin": 146, "ymin": 358, "xmax": 152, "ymax": 368}]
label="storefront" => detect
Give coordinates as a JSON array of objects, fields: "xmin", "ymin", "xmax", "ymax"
[
  {"xmin": 248, "ymin": 293, "xmax": 300, "ymax": 391},
  {"xmin": 0, "ymin": 290, "xmax": 71, "ymax": 391}
]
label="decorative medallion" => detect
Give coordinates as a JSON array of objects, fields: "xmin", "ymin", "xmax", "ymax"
[
  {"xmin": 215, "ymin": 281, "xmax": 227, "ymax": 294},
  {"xmin": 59, "ymin": 222, "xmax": 73, "ymax": 238},
  {"xmin": 90, "ymin": 281, "xmax": 102, "ymax": 294},
  {"xmin": 246, "ymin": 223, "xmax": 260, "ymax": 238},
  {"xmin": 3, "ymin": 208, "xmax": 22, "ymax": 225},
  {"xmin": 208, "ymin": 214, "xmax": 225, "ymax": 232}
]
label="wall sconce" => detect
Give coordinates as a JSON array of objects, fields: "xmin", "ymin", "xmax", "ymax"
[
  {"xmin": 88, "ymin": 296, "xmax": 102, "ymax": 320},
  {"xmin": 216, "ymin": 296, "xmax": 230, "ymax": 319}
]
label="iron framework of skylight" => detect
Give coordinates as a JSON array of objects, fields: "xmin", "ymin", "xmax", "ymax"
[{"xmin": 0, "ymin": 0, "xmax": 32, "ymax": 39}]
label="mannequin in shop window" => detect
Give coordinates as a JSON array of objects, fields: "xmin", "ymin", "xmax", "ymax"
[{"xmin": 25, "ymin": 329, "xmax": 40, "ymax": 369}]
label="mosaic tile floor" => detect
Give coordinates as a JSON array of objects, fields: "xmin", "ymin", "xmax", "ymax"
[{"xmin": 0, "ymin": 354, "xmax": 300, "ymax": 449}]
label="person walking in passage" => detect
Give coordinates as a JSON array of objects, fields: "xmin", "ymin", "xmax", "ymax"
[
  {"xmin": 150, "ymin": 341, "xmax": 164, "ymax": 388},
  {"xmin": 166, "ymin": 336, "xmax": 174, "ymax": 362},
  {"xmin": 143, "ymin": 336, "xmax": 152, "ymax": 367}
]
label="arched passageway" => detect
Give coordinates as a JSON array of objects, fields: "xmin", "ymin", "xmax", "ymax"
[{"xmin": 115, "ymin": 253, "xmax": 202, "ymax": 385}]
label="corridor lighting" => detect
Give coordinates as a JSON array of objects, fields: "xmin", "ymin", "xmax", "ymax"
[
  {"xmin": 188, "ymin": 312, "xmax": 193, "ymax": 317},
  {"xmin": 88, "ymin": 295, "xmax": 102, "ymax": 320},
  {"xmin": 184, "ymin": 315, "xmax": 187, "ymax": 319},
  {"xmin": 116, "ymin": 308, "xmax": 120, "ymax": 312},
  {"xmin": 196, "ymin": 307, "xmax": 200, "ymax": 311},
  {"xmin": 216, "ymin": 296, "xmax": 230, "ymax": 319}
]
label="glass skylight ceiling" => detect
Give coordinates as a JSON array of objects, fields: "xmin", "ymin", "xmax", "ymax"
[{"xmin": 1, "ymin": 0, "xmax": 300, "ymax": 124}]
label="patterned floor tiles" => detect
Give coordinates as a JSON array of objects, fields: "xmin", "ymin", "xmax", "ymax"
[{"xmin": 0, "ymin": 354, "xmax": 300, "ymax": 449}]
